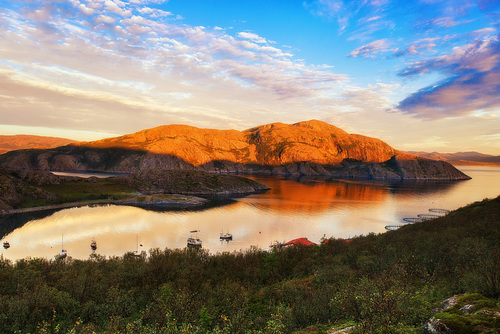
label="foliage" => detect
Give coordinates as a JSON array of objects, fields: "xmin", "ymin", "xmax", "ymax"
[
  {"xmin": 0, "ymin": 196, "xmax": 498, "ymax": 333},
  {"xmin": 432, "ymin": 293, "xmax": 500, "ymax": 334}
]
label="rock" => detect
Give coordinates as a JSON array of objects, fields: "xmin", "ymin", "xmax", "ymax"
[
  {"xmin": 460, "ymin": 304, "xmax": 474, "ymax": 314},
  {"xmin": 441, "ymin": 295, "xmax": 461, "ymax": 310},
  {"xmin": 327, "ymin": 325, "xmax": 355, "ymax": 333},
  {"xmin": 423, "ymin": 317, "xmax": 454, "ymax": 334}
]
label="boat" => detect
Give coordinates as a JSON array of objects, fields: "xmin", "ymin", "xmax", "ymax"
[
  {"xmin": 220, "ymin": 232, "xmax": 233, "ymax": 241},
  {"xmin": 59, "ymin": 249, "xmax": 67, "ymax": 259},
  {"xmin": 3, "ymin": 241, "xmax": 10, "ymax": 249},
  {"xmin": 133, "ymin": 235, "xmax": 142, "ymax": 256},
  {"xmin": 90, "ymin": 240, "xmax": 97, "ymax": 251},
  {"xmin": 187, "ymin": 230, "xmax": 202, "ymax": 248},
  {"xmin": 57, "ymin": 234, "xmax": 67, "ymax": 259}
]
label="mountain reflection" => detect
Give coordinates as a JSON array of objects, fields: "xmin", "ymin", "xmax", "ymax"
[
  {"xmin": 241, "ymin": 176, "xmax": 389, "ymax": 213},
  {"xmin": 240, "ymin": 175, "xmax": 468, "ymax": 213}
]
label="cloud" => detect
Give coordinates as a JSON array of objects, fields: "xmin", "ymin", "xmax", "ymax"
[
  {"xmin": 397, "ymin": 36, "xmax": 500, "ymax": 118},
  {"xmin": 0, "ymin": 0, "xmax": 353, "ymax": 136},
  {"xmin": 349, "ymin": 39, "xmax": 391, "ymax": 57},
  {"xmin": 96, "ymin": 15, "xmax": 115, "ymax": 24},
  {"xmin": 238, "ymin": 32, "xmax": 268, "ymax": 43},
  {"xmin": 304, "ymin": 0, "xmax": 393, "ymax": 37},
  {"xmin": 393, "ymin": 37, "xmax": 439, "ymax": 57}
]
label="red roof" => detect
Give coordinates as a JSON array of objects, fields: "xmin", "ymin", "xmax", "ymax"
[{"xmin": 282, "ymin": 237, "xmax": 317, "ymax": 247}]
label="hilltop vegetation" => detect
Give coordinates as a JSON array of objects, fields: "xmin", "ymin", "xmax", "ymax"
[{"xmin": 0, "ymin": 196, "xmax": 498, "ymax": 333}]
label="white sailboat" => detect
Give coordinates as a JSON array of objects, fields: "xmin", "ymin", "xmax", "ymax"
[
  {"xmin": 58, "ymin": 234, "xmax": 67, "ymax": 259},
  {"xmin": 133, "ymin": 235, "xmax": 141, "ymax": 256}
]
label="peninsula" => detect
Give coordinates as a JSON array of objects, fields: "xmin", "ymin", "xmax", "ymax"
[{"xmin": 0, "ymin": 168, "xmax": 269, "ymax": 214}]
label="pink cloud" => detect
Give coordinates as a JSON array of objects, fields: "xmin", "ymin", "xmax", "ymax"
[
  {"xmin": 349, "ymin": 39, "xmax": 390, "ymax": 57},
  {"xmin": 397, "ymin": 36, "xmax": 500, "ymax": 118}
]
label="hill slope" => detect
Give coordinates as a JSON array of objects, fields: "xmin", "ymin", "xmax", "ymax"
[
  {"xmin": 80, "ymin": 120, "xmax": 400, "ymax": 166},
  {"xmin": 407, "ymin": 151, "xmax": 500, "ymax": 166},
  {"xmin": 0, "ymin": 120, "xmax": 470, "ymax": 180},
  {"xmin": 0, "ymin": 135, "xmax": 75, "ymax": 155}
]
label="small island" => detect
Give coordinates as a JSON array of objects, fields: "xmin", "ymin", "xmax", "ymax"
[{"xmin": 0, "ymin": 168, "xmax": 270, "ymax": 214}]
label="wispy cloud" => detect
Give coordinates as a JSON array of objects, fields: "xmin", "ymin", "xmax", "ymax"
[
  {"xmin": 349, "ymin": 39, "xmax": 391, "ymax": 57},
  {"xmin": 0, "ymin": 0, "xmax": 350, "ymax": 134},
  {"xmin": 238, "ymin": 32, "xmax": 269, "ymax": 44}
]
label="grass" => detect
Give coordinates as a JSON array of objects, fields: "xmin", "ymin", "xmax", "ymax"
[
  {"xmin": 433, "ymin": 293, "xmax": 500, "ymax": 334},
  {"xmin": 32, "ymin": 179, "xmax": 134, "ymax": 206}
]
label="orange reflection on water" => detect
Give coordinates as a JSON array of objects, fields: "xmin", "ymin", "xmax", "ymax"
[{"xmin": 242, "ymin": 176, "xmax": 388, "ymax": 213}]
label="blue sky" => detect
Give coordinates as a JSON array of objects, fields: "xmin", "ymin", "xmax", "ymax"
[{"xmin": 0, "ymin": 0, "xmax": 499, "ymax": 154}]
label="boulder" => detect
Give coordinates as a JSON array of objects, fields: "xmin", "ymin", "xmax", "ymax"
[{"xmin": 423, "ymin": 317, "xmax": 454, "ymax": 334}]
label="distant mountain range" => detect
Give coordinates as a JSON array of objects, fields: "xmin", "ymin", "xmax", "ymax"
[
  {"xmin": 0, "ymin": 135, "xmax": 75, "ymax": 155},
  {"xmin": 0, "ymin": 120, "xmax": 470, "ymax": 180},
  {"xmin": 406, "ymin": 151, "xmax": 500, "ymax": 166}
]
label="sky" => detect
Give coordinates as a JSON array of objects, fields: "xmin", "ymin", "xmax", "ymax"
[{"xmin": 0, "ymin": 0, "xmax": 499, "ymax": 154}]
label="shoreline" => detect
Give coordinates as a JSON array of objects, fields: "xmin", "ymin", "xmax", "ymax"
[{"xmin": 0, "ymin": 195, "xmax": 209, "ymax": 215}]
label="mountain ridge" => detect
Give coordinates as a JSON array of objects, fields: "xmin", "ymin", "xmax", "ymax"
[
  {"xmin": 76, "ymin": 120, "xmax": 407, "ymax": 166},
  {"xmin": 0, "ymin": 120, "xmax": 470, "ymax": 180},
  {"xmin": 0, "ymin": 135, "xmax": 76, "ymax": 155},
  {"xmin": 407, "ymin": 151, "xmax": 500, "ymax": 166}
]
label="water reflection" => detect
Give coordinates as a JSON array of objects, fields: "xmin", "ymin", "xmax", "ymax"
[
  {"xmin": 1, "ymin": 167, "xmax": 498, "ymax": 261},
  {"xmin": 242, "ymin": 177, "xmax": 387, "ymax": 213}
]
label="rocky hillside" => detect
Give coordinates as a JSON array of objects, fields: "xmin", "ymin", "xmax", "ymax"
[
  {"xmin": 0, "ymin": 169, "xmax": 56, "ymax": 211},
  {"xmin": 0, "ymin": 168, "xmax": 269, "ymax": 212},
  {"xmin": 0, "ymin": 120, "xmax": 470, "ymax": 180},
  {"xmin": 115, "ymin": 169, "xmax": 270, "ymax": 196},
  {"xmin": 0, "ymin": 135, "xmax": 75, "ymax": 155},
  {"xmin": 78, "ymin": 120, "xmax": 400, "ymax": 166}
]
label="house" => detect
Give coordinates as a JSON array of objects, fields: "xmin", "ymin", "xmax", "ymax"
[{"xmin": 281, "ymin": 237, "xmax": 317, "ymax": 247}]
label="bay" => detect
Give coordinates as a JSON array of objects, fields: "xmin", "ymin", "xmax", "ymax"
[{"xmin": 1, "ymin": 166, "xmax": 499, "ymax": 261}]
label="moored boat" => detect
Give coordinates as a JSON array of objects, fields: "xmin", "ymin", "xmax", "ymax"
[
  {"xmin": 187, "ymin": 230, "xmax": 202, "ymax": 248},
  {"xmin": 132, "ymin": 235, "xmax": 142, "ymax": 256},
  {"xmin": 3, "ymin": 241, "xmax": 10, "ymax": 249},
  {"xmin": 56, "ymin": 234, "xmax": 67, "ymax": 259},
  {"xmin": 59, "ymin": 249, "xmax": 67, "ymax": 259},
  {"xmin": 220, "ymin": 232, "xmax": 233, "ymax": 241},
  {"xmin": 91, "ymin": 240, "xmax": 97, "ymax": 251}
]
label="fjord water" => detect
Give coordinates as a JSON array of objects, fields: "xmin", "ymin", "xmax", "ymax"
[{"xmin": 1, "ymin": 166, "xmax": 499, "ymax": 261}]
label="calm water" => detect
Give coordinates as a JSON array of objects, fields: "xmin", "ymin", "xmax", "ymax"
[{"xmin": 1, "ymin": 166, "xmax": 499, "ymax": 261}]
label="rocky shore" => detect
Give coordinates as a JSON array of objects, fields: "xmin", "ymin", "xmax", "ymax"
[{"xmin": 0, "ymin": 194, "xmax": 209, "ymax": 215}]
